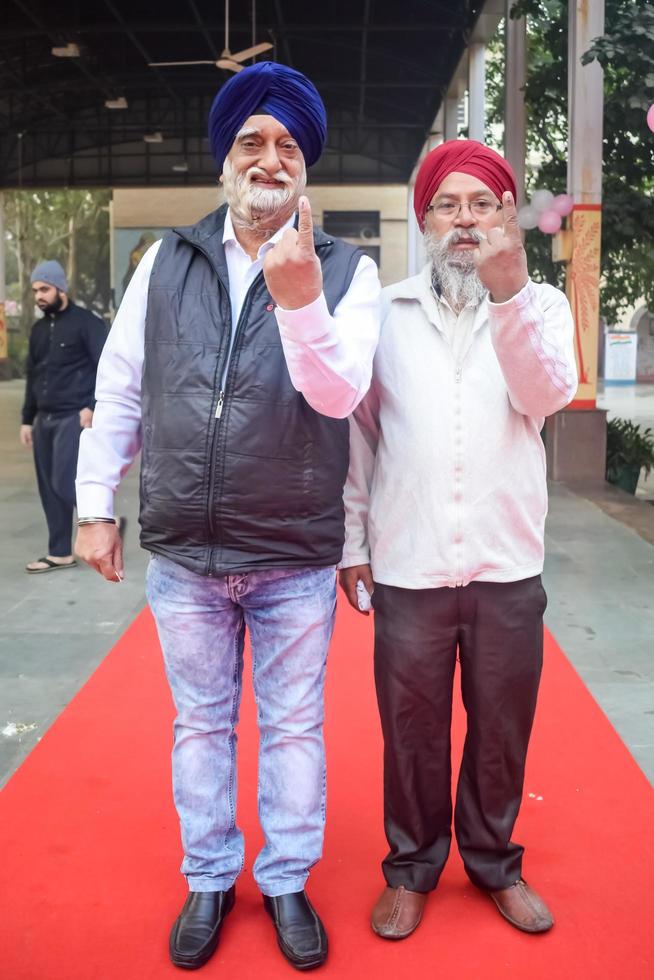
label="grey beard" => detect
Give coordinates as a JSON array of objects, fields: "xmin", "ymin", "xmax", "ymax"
[
  {"xmin": 222, "ymin": 159, "xmax": 306, "ymax": 231},
  {"xmin": 425, "ymin": 228, "xmax": 487, "ymax": 312}
]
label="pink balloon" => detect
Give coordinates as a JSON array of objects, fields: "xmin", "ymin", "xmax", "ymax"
[
  {"xmin": 553, "ymin": 193, "xmax": 574, "ymax": 216},
  {"xmin": 648, "ymin": 104, "xmax": 654, "ymax": 133},
  {"xmin": 538, "ymin": 210, "xmax": 562, "ymax": 234}
]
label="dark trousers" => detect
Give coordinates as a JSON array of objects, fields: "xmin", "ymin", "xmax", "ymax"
[
  {"xmin": 32, "ymin": 412, "xmax": 81, "ymax": 556},
  {"xmin": 373, "ymin": 576, "xmax": 547, "ymax": 893}
]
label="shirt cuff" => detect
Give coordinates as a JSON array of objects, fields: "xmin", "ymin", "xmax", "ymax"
[
  {"xmin": 75, "ymin": 483, "xmax": 115, "ymax": 520},
  {"xmin": 487, "ymin": 277, "xmax": 534, "ymax": 315},
  {"xmin": 275, "ymin": 292, "xmax": 332, "ymax": 345},
  {"xmin": 338, "ymin": 549, "xmax": 371, "ymax": 570}
]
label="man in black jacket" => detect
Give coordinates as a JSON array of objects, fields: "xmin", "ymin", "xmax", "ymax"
[
  {"xmin": 20, "ymin": 260, "xmax": 107, "ymax": 574},
  {"xmin": 75, "ymin": 63, "xmax": 380, "ymax": 970}
]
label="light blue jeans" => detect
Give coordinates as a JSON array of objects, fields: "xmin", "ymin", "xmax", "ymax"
[{"xmin": 145, "ymin": 555, "xmax": 337, "ymax": 896}]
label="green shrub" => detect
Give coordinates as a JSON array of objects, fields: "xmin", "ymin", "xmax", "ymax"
[{"xmin": 606, "ymin": 417, "xmax": 654, "ymax": 486}]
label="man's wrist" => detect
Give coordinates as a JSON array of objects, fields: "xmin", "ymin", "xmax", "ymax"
[{"xmin": 488, "ymin": 278, "xmax": 530, "ymax": 306}]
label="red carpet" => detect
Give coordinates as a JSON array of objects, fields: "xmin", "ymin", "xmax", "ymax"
[{"xmin": 0, "ymin": 600, "xmax": 652, "ymax": 979}]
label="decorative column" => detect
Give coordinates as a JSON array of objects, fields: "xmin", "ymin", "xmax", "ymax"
[
  {"xmin": 545, "ymin": 0, "xmax": 607, "ymax": 484},
  {"xmin": 566, "ymin": 0, "xmax": 605, "ymax": 408}
]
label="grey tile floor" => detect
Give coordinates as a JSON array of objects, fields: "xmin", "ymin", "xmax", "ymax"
[
  {"xmin": 1, "ymin": 380, "xmax": 149, "ymax": 786},
  {"xmin": 1, "ymin": 379, "xmax": 653, "ymax": 788}
]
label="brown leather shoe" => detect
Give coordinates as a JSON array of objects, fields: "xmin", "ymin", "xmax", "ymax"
[
  {"xmin": 371, "ymin": 885, "xmax": 428, "ymax": 939},
  {"xmin": 489, "ymin": 879, "xmax": 554, "ymax": 933}
]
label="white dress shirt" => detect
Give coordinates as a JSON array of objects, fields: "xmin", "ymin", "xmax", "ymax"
[
  {"xmin": 76, "ymin": 210, "xmax": 380, "ymax": 518},
  {"xmin": 341, "ymin": 267, "xmax": 577, "ymax": 589}
]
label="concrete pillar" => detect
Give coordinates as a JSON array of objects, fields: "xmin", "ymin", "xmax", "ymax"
[
  {"xmin": 504, "ymin": 6, "xmax": 527, "ymax": 207},
  {"xmin": 444, "ymin": 94, "xmax": 460, "ymax": 141},
  {"xmin": 0, "ymin": 192, "xmax": 8, "ymax": 376},
  {"xmin": 468, "ymin": 43, "xmax": 486, "ymax": 141},
  {"xmin": 545, "ymin": 0, "xmax": 607, "ymax": 484}
]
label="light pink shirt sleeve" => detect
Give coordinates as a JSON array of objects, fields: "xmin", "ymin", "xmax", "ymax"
[
  {"xmin": 274, "ymin": 255, "xmax": 381, "ymax": 418},
  {"xmin": 487, "ymin": 278, "xmax": 578, "ymax": 418}
]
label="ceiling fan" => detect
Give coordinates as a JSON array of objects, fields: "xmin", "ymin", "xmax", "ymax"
[{"xmin": 149, "ymin": 0, "xmax": 272, "ymax": 73}]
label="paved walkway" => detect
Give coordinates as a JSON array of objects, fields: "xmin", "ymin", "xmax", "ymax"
[{"xmin": 1, "ymin": 378, "xmax": 652, "ymax": 788}]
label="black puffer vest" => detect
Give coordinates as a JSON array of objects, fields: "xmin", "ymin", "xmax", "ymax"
[{"xmin": 140, "ymin": 204, "xmax": 363, "ymax": 576}]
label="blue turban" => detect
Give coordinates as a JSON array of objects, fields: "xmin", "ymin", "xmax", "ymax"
[{"xmin": 208, "ymin": 62, "xmax": 327, "ymax": 171}]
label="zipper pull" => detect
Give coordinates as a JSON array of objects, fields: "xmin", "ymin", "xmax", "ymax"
[
  {"xmin": 215, "ymin": 390, "xmax": 225, "ymax": 419},
  {"xmin": 455, "ymin": 365, "xmax": 462, "ymax": 383}
]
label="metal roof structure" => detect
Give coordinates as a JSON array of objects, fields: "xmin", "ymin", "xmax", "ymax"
[{"xmin": 1, "ymin": 1, "xmax": 492, "ymax": 188}]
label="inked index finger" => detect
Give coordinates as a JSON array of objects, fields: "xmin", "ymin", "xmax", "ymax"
[
  {"xmin": 502, "ymin": 192, "xmax": 521, "ymax": 239},
  {"xmin": 297, "ymin": 195, "xmax": 315, "ymax": 252}
]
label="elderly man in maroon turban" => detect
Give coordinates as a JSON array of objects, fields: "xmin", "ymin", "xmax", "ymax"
[{"xmin": 340, "ymin": 140, "xmax": 577, "ymax": 938}]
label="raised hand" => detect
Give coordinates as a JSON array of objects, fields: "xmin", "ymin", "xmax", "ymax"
[
  {"xmin": 474, "ymin": 192, "xmax": 529, "ymax": 304},
  {"xmin": 263, "ymin": 195, "xmax": 323, "ymax": 310}
]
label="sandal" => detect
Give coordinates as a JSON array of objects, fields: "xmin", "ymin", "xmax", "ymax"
[{"xmin": 26, "ymin": 557, "xmax": 77, "ymax": 574}]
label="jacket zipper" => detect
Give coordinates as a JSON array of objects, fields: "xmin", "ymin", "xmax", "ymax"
[
  {"xmin": 179, "ymin": 238, "xmax": 232, "ymax": 555},
  {"xmin": 206, "ymin": 279, "xmax": 260, "ymax": 543},
  {"xmin": 44, "ymin": 316, "xmax": 55, "ymax": 411},
  {"xmin": 185, "ymin": 234, "xmax": 333, "ymax": 566}
]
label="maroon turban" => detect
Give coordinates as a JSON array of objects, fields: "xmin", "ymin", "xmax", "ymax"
[{"xmin": 414, "ymin": 139, "xmax": 517, "ymax": 231}]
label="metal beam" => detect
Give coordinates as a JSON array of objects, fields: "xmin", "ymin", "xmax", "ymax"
[
  {"xmin": 0, "ymin": 22, "xmax": 471, "ymax": 41},
  {"xmin": 10, "ymin": 0, "xmax": 117, "ymax": 101},
  {"xmin": 358, "ymin": 0, "xmax": 371, "ymax": 128},
  {"xmin": 101, "ymin": 0, "xmax": 182, "ymax": 105},
  {"xmin": 185, "ymin": 0, "xmax": 219, "ymax": 60},
  {"xmin": 273, "ymin": 0, "xmax": 294, "ymax": 68}
]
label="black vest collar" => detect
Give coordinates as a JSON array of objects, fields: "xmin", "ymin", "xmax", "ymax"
[{"xmin": 173, "ymin": 202, "xmax": 335, "ymax": 279}]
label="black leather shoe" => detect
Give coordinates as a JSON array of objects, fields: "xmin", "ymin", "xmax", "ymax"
[
  {"xmin": 263, "ymin": 890, "xmax": 327, "ymax": 970},
  {"xmin": 169, "ymin": 887, "xmax": 235, "ymax": 970}
]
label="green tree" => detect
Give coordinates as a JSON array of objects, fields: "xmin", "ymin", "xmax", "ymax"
[
  {"xmin": 486, "ymin": 0, "xmax": 654, "ymax": 322},
  {"xmin": 4, "ymin": 189, "xmax": 111, "ymax": 338}
]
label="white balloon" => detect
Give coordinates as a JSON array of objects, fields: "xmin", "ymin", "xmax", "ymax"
[
  {"xmin": 531, "ymin": 189, "xmax": 555, "ymax": 213},
  {"xmin": 518, "ymin": 206, "xmax": 539, "ymax": 230}
]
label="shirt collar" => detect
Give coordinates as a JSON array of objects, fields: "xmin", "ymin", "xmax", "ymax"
[{"xmin": 223, "ymin": 208, "xmax": 296, "ymax": 259}]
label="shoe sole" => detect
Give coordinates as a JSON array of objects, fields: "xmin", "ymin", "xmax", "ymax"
[
  {"xmin": 371, "ymin": 920, "xmax": 420, "ymax": 940},
  {"xmin": 26, "ymin": 562, "xmax": 77, "ymax": 574}
]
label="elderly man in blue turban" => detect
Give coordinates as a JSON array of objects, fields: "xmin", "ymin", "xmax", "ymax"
[{"xmin": 75, "ymin": 62, "xmax": 380, "ymax": 970}]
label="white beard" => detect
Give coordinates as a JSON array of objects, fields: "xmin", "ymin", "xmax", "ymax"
[
  {"xmin": 222, "ymin": 159, "xmax": 307, "ymax": 231},
  {"xmin": 425, "ymin": 228, "xmax": 487, "ymax": 313}
]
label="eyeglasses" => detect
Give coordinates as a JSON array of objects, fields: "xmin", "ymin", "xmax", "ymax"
[{"xmin": 426, "ymin": 199, "xmax": 503, "ymax": 219}]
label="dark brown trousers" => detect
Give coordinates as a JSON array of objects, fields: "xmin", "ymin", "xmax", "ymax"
[{"xmin": 373, "ymin": 576, "xmax": 547, "ymax": 893}]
